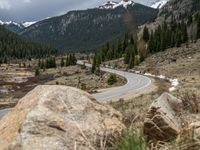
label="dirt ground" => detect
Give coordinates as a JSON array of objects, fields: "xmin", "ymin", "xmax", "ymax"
[
  {"xmin": 44, "ymin": 65, "xmax": 126, "ymax": 93},
  {"xmin": 0, "ymin": 62, "xmax": 126, "ymax": 109}
]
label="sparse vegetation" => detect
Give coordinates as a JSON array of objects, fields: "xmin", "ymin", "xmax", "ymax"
[
  {"xmin": 177, "ymin": 90, "xmax": 199, "ymax": 113},
  {"xmin": 107, "ymin": 74, "xmax": 117, "ymax": 85},
  {"xmin": 35, "ymin": 68, "xmax": 40, "ymax": 76},
  {"xmin": 114, "ymin": 130, "xmax": 146, "ymax": 150},
  {"xmin": 80, "ymin": 83, "xmax": 87, "ymax": 91}
]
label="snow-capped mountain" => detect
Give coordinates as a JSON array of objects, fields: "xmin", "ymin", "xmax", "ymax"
[
  {"xmin": 0, "ymin": 20, "xmax": 37, "ymax": 33},
  {"xmin": 0, "ymin": 20, "xmax": 37, "ymax": 28},
  {"xmin": 99, "ymin": 0, "xmax": 135, "ymax": 9},
  {"xmin": 22, "ymin": 21, "xmax": 37, "ymax": 28},
  {"xmin": 0, "ymin": 20, "xmax": 23, "ymax": 28},
  {"xmin": 151, "ymin": 0, "xmax": 169, "ymax": 9}
]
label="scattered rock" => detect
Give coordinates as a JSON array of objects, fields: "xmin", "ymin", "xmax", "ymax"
[
  {"xmin": 144, "ymin": 93, "xmax": 182, "ymax": 141},
  {"xmin": 189, "ymin": 121, "xmax": 200, "ymax": 139},
  {"xmin": 0, "ymin": 85, "xmax": 125, "ymax": 150}
]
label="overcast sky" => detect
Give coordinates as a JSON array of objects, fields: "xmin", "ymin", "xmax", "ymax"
[{"xmin": 0, "ymin": 0, "xmax": 154, "ymax": 22}]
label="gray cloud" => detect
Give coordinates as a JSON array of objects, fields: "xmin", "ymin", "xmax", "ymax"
[{"xmin": 0, "ymin": 0, "xmax": 155, "ymax": 22}]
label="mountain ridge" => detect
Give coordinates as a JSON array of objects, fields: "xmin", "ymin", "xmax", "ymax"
[
  {"xmin": 0, "ymin": 20, "xmax": 37, "ymax": 33},
  {"xmin": 20, "ymin": 3, "xmax": 158, "ymax": 51}
]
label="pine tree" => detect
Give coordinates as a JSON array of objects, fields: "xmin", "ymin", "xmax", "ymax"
[
  {"xmin": 148, "ymin": 33, "xmax": 154, "ymax": 53},
  {"xmin": 35, "ymin": 68, "xmax": 40, "ymax": 76},
  {"xmin": 197, "ymin": 18, "xmax": 200, "ymax": 39},
  {"xmin": 72, "ymin": 54, "xmax": 77, "ymax": 65},
  {"xmin": 143, "ymin": 26, "xmax": 150, "ymax": 42},
  {"xmin": 124, "ymin": 49, "xmax": 130, "ymax": 64},
  {"xmin": 123, "ymin": 33, "xmax": 129, "ymax": 51},
  {"xmin": 61, "ymin": 57, "xmax": 64, "ymax": 67},
  {"xmin": 91, "ymin": 55, "xmax": 96, "ymax": 73},
  {"xmin": 66, "ymin": 56, "xmax": 69, "ymax": 66},
  {"xmin": 38, "ymin": 59, "xmax": 41, "ymax": 68},
  {"xmin": 117, "ymin": 41, "xmax": 123, "ymax": 57}
]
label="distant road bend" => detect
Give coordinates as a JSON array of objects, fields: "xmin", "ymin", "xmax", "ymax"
[
  {"xmin": 77, "ymin": 61, "xmax": 151, "ymax": 101},
  {"xmin": 0, "ymin": 61, "xmax": 151, "ymax": 119}
]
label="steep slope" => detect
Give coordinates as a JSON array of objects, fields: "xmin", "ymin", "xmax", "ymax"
[
  {"xmin": 139, "ymin": 0, "xmax": 200, "ymax": 37},
  {"xmin": 21, "ymin": 3, "xmax": 158, "ymax": 51},
  {"xmin": 0, "ymin": 25, "xmax": 55, "ymax": 59},
  {"xmin": 0, "ymin": 20, "xmax": 37, "ymax": 33},
  {"xmin": 0, "ymin": 21, "xmax": 24, "ymax": 33},
  {"xmin": 151, "ymin": 0, "xmax": 169, "ymax": 9},
  {"xmin": 158, "ymin": 0, "xmax": 200, "ymax": 23}
]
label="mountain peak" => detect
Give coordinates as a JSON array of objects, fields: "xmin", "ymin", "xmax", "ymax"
[
  {"xmin": 99, "ymin": 0, "xmax": 135, "ymax": 9},
  {"xmin": 151, "ymin": 0, "xmax": 169, "ymax": 9}
]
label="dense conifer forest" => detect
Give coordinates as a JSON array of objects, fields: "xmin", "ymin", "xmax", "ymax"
[
  {"xmin": 91, "ymin": 11, "xmax": 200, "ymax": 72},
  {"xmin": 0, "ymin": 25, "xmax": 56, "ymax": 63}
]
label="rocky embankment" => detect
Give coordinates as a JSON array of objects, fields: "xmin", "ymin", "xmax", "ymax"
[
  {"xmin": 144, "ymin": 92, "xmax": 200, "ymax": 148},
  {"xmin": 0, "ymin": 85, "xmax": 125, "ymax": 150}
]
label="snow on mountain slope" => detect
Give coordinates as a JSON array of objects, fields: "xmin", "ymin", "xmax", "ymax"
[
  {"xmin": 0, "ymin": 20, "xmax": 23, "ymax": 28},
  {"xmin": 0, "ymin": 20, "xmax": 37, "ymax": 28},
  {"xmin": 0, "ymin": 20, "xmax": 4, "ymax": 25},
  {"xmin": 113, "ymin": 0, "xmax": 135, "ymax": 9},
  {"xmin": 151, "ymin": 0, "xmax": 168, "ymax": 9},
  {"xmin": 99, "ymin": 0, "xmax": 135, "ymax": 9},
  {"xmin": 22, "ymin": 21, "xmax": 37, "ymax": 28},
  {"xmin": 99, "ymin": 1, "xmax": 118, "ymax": 9}
]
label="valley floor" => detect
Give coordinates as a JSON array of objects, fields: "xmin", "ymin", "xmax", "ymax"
[{"xmin": 0, "ymin": 62, "xmax": 126, "ymax": 110}]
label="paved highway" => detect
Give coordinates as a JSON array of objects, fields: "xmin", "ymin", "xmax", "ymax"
[
  {"xmin": 77, "ymin": 61, "xmax": 151, "ymax": 100},
  {"xmin": 0, "ymin": 61, "xmax": 151, "ymax": 119}
]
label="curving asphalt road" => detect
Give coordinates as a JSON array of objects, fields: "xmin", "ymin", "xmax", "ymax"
[
  {"xmin": 0, "ymin": 61, "xmax": 151, "ymax": 119},
  {"xmin": 77, "ymin": 61, "xmax": 151, "ymax": 101}
]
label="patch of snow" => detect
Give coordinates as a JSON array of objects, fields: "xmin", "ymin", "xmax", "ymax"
[
  {"xmin": 169, "ymin": 79, "xmax": 179, "ymax": 87},
  {"xmin": 157, "ymin": 75, "xmax": 166, "ymax": 79},
  {"xmin": 99, "ymin": 0, "xmax": 135, "ymax": 9},
  {"xmin": 0, "ymin": 20, "xmax": 4, "ymax": 25},
  {"xmin": 113, "ymin": 0, "xmax": 135, "ymax": 9},
  {"xmin": 0, "ymin": 20, "xmax": 24, "ymax": 28},
  {"xmin": 22, "ymin": 21, "xmax": 37, "ymax": 28},
  {"xmin": 144, "ymin": 73, "xmax": 156, "ymax": 77},
  {"xmin": 143, "ymin": 72, "xmax": 179, "ymax": 92},
  {"xmin": 151, "ymin": 0, "xmax": 168, "ymax": 9}
]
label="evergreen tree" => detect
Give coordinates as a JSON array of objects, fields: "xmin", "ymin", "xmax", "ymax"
[
  {"xmin": 124, "ymin": 49, "xmax": 130, "ymax": 64},
  {"xmin": 123, "ymin": 33, "xmax": 129, "ymax": 51},
  {"xmin": 66, "ymin": 56, "xmax": 69, "ymax": 66},
  {"xmin": 35, "ymin": 68, "xmax": 40, "ymax": 76},
  {"xmin": 143, "ymin": 26, "xmax": 150, "ymax": 42},
  {"xmin": 197, "ymin": 18, "xmax": 200, "ymax": 39},
  {"xmin": 117, "ymin": 41, "xmax": 123, "ymax": 57},
  {"xmin": 0, "ymin": 26, "xmax": 56, "ymax": 59},
  {"xmin": 38, "ymin": 59, "xmax": 41, "ymax": 68},
  {"xmin": 124, "ymin": 44, "xmax": 135, "ymax": 68},
  {"xmin": 91, "ymin": 55, "xmax": 96, "ymax": 73},
  {"xmin": 61, "ymin": 57, "xmax": 64, "ymax": 67},
  {"xmin": 128, "ymin": 55, "xmax": 134, "ymax": 69}
]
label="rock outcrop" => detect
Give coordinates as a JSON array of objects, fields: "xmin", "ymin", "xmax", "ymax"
[
  {"xmin": 189, "ymin": 121, "xmax": 200, "ymax": 139},
  {"xmin": 0, "ymin": 85, "xmax": 125, "ymax": 150},
  {"xmin": 144, "ymin": 93, "xmax": 182, "ymax": 141}
]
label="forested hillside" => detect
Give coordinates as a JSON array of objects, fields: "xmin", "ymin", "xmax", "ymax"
[
  {"xmin": 0, "ymin": 25, "xmax": 56, "ymax": 62},
  {"xmin": 91, "ymin": 4, "xmax": 200, "ymax": 71},
  {"xmin": 21, "ymin": 3, "xmax": 158, "ymax": 51}
]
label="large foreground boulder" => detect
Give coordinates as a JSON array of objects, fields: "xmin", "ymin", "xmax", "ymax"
[
  {"xmin": 144, "ymin": 93, "xmax": 182, "ymax": 141},
  {"xmin": 0, "ymin": 85, "xmax": 125, "ymax": 150}
]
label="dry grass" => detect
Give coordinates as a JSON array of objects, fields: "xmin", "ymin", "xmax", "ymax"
[{"xmin": 109, "ymin": 79, "xmax": 168, "ymax": 129}]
